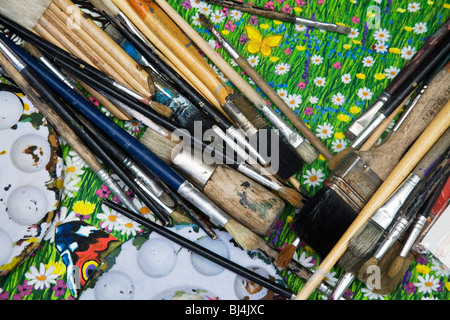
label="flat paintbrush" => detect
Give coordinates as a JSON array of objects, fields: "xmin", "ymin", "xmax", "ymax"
[
  {"xmin": 345, "ymin": 18, "xmax": 450, "ymax": 141},
  {"xmin": 292, "ymin": 61, "xmax": 450, "ymax": 259},
  {"xmin": 0, "ymin": 34, "xmax": 262, "ymax": 251},
  {"xmin": 201, "ymin": 0, "xmax": 350, "ymax": 35}
]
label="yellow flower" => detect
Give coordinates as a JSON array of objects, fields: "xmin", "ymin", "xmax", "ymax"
[
  {"xmin": 444, "ymin": 3, "xmax": 450, "ymax": 8},
  {"xmin": 269, "ymin": 56, "xmax": 280, "ymax": 62},
  {"xmin": 72, "ymin": 200, "xmax": 95, "ymax": 215},
  {"xmin": 286, "ymin": 216, "xmax": 294, "ymax": 223},
  {"xmin": 337, "ymin": 114, "xmax": 351, "ymax": 122},
  {"xmin": 318, "ymin": 154, "xmax": 326, "ymax": 161},
  {"xmin": 397, "ymin": 8, "xmax": 406, "ymax": 12},
  {"xmin": 427, "ymin": 0, "xmax": 434, "ymax": 4},
  {"xmin": 374, "ymin": 73, "xmax": 386, "ymax": 80},
  {"xmin": 352, "ymin": 40, "xmax": 362, "ymax": 45},
  {"xmin": 296, "ymin": 45, "xmax": 307, "ymax": 51},
  {"xmin": 416, "ymin": 264, "xmax": 431, "ymax": 274},
  {"xmin": 273, "ymin": 20, "xmax": 282, "ymax": 25},
  {"xmin": 350, "ymin": 106, "xmax": 361, "ymax": 114},
  {"xmin": 260, "ymin": 23, "xmax": 270, "ymax": 29},
  {"xmin": 50, "ymin": 261, "xmax": 66, "ymax": 276},
  {"xmin": 446, "ymin": 282, "xmax": 450, "ymax": 291},
  {"xmin": 356, "ymin": 73, "xmax": 366, "ymax": 79},
  {"xmin": 221, "ymin": 30, "xmax": 229, "ymax": 35},
  {"xmin": 404, "ymin": 26, "xmax": 413, "ymax": 32},
  {"xmin": 140, "ymin": 206, "xmax": 151, "ymax": 215},
  {"xmin": 334, "ymin": 132, "xmax": 346, "ymax": 139},
  {"xmin": 294, "ymin": 7, "xmax": 303, "ymax": 12},
  {"xmin": 389, "ymin": 47, "xmax": 401, "ymax": 54},
  {"xmin": 343, "ymin": 44, "xmax": 351, "ymax": 50}
]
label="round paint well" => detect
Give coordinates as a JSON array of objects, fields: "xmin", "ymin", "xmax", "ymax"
[
  {"xmin": 137, "ymin": 237, "xmax": 177, "ymax": 278},
  {"xmin": 94, "ymin": 270, "xmax": 135, "ymax": 300},
  {"xmin": 190, "ymin": 237, "xmax": 229, "ymax": 276},
  {"xmin": 234, "ymin": 266, "xmax": 270, "ymax": 300},
  {"xmin": 9, "ymin": 133, "xmax": 51, "ymax": 173},
  {"xmin": 6, "ymin": 185, "xmax": 49, "ymax": 225},
  {"xmin": 0, "ymin": 91, "xmax": 23, "ymax": 130}
]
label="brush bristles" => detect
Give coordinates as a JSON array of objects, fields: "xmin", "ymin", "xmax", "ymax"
[
  {"xmin": 347, "ymin": 221, "xmax": 384, "ymax": 259},
  {"xmin": 278, "ymin": 186, "xmax": 304, "ymax": 208},
  {"xmin": 358, "ymin": 257, "xmax": 379, "ymax": 279},
  {"xmin": 225, "ymin": 218, "xmax": 260, "ymax": 251},
  {"xmin": 328, "ymin": 147, "xmax": 353, "ymax": 170},
  {"xmin": 295, "ymin": 141, "xmax": 319, "ymax": 165},
  {"xmin": 275, "ymin": 244, "xmax": 297, "ymax": 269},
  {"xmin": 292, "ymin": 186, "xmax": 358, "ymax": 258},
  {"xmin": 388, "ymin": 256, "xmax": 405, "ymax": 278}
]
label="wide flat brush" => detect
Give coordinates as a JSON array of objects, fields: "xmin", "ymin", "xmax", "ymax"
[
  {"xmin": 295, "ymin": 99, "xmax": 450, "ymax": 300},
  {"xmin": 201, "ymin": 0, "xmax": 350, "ymax": 35},
  {"xmin": 345, "ymin": 18, "xmax": 450, "ymax": 141},
  {"xmin": 0, "ymin": 34, "xmax": 262, "ymax": 251},
  {"xmin": 292, "ymin": 61, "xmax": 450, "ymax": 259}
]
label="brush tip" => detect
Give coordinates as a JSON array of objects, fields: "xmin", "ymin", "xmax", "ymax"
[
  {"xmin": 388, "ymin": 256, "xmax": 405, "ymax": 278},
  {"xmin": 358, "ymin": 257, "xmax": 379, "ymax": 279},
  {"xmin": 225, "ymin": 218, "xmax": 260, "ymax": 251},
  {"xmin": 328, "ymin": 147, "xmax": 353, "ymax": 170},
  {"xmin": 295, "ymin": 141, "xmax": 319, "ymax": 165},
  {"xmin": 278, "ymin": 186, "xmax": 304, "ymax": 208},
  {"xmin": 275, "ymin": 244, "xmax": 297, "ymax": 269}
]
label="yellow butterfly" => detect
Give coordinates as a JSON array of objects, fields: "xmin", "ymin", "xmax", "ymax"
[{"xmin": 245, "ymin": 26, "xmax": 283, "ymax": 57}]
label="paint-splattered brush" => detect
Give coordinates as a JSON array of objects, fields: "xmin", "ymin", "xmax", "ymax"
[
  {"xmin": 201, "ymin": 0, "xmax": 351, "ymax": 35},
  {"xmin": 292, "ymin": 62, "xmax": 450, "ymax": 259}
]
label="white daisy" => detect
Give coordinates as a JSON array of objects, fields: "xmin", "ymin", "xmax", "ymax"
[
  {"xmin": 401, "ymin": 45, "xmax": 417, "ymax": 59},
  {"xmin": 274, "ymin": 63, "xmax": 291, "ymax": 75},
  {"xmin": 124, "ymin": 119, "xmax": 143, "ymax": 132},
  {"xmin": 285, "ymin": 93, "xmax": 303, "ymax": 109},
  {"xmin": 408, "ymin": 2, "xmax": 421, "ymax": 12},
  {"xmin": 341, "ymin": 73, "xmax": 351, "ymax": 84},
  {"xmin": 331, "ymin": 139, "xmax": 348, "ymax": 152},
  {"xmin": 190, "ymin": 0, "xmax": 204, "ymax": 9},
  {"xmin": 97, "ymin": 204, "xmax": 123, "ymax": 232},
  {"xmin": 309, "ymin": 96, "xmax": 319, "ymax": 104},
  {"xmin": 385, "ymin": 66, "xmax": 400, "ymax": 79},
  {"xmin": 361, "ymin": 287, "xmax": 385, "ymax": 300},
  {"xmin": 25, "ymin": 263, "xmax": 58, "ymax": 290},
  {"xmin": 431, "ymin": 258, "xmax": 450, "ymax": 277},
  {"xmin": 247, "ymin": 55, "xmax": 260, "ymax": 67},
  {"xmin": 229, "ymin": 9, "xmax": 243, "ymax": 21},
  {"xmin": 208, "ymin": 39, "xmax": 217, "ymax": 49},
  {"xmin": 414, "ymin": 274, "xmax": 440, "ymax": 294},
  {"xmin": 210, "ymin": 9, "xmax": 225, "ymax": 24},
  {"xmin": 303, "ymin": 167, "xmax": 326, "ymax": 187},
  {"xmin": 357, "ymin": 87, "xmax": 374, "ymax": 100},
  {"xmin": 64, "ymin": 155, "xmax": 85, "ymax": 180},
  {"xmin": 197, "ymin": 2, "xmax": 212, "ymax": 15},
  {"xmin": 324, "ymin": 270, "xmax": 339, "ymax": 287},
  {"xmin": 62, "ymin": 175, "xmax": 81, "ymax": 199},
  {"xmin": 191, "ymin": 12, "xmax": 201, "ymax": 26},
  {"xmin": 413, "ymin": 22, "xmax": 428, "ymax": 34},
  {"xmin": 347, "ymin": 27, "xmax": 360, "ymax": 39},
  {"xmin": 132, "ymin": 197, "xmax": 158, "ymax": 223},
  {"xmin": 331, "ymin": 93, "xmax": 346, "ymax": 106},
  {"xmin": 373, "ymin": 28, "xmax": 391, "ymax": 42},
  {"xmin": 374, "ymin": 41, "xmax": 389, "ymax": 54},
  {"xmin": 362, "ymin": 56, "xmax": 375, "ymax": 67},
  {"xmin": 294, "ymin": 251, "xmax": 315, "ymax": 269},
  {"xmin": 295, "ymin": 24, "xmax": 307, "ymax": 32},
  {"xmin": 311, "ymin": 54, "xmax": 324, "ymax": 65},
  {"xmin": 313, "ymin": 76, "xmax": 326, "ymax": 87},
  {"xmin": 277, "ymin": 88, "xmax": 289, "ymax": 100},
  {"xmin": 115, "ymin": 218, "xmax": 142, "ymax": 237}
]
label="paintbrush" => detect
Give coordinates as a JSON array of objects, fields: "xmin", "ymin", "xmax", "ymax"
[
  {"xmin": 330, "ymin": 133, "xmax": 450, "ymax": 299},
  {"xmin": 291, "ymin": 61, "xmax": 450, "ymax": 260},
  {"xmin": 0, "ymin": 34, "xmax": 262, "ymax": 251},
  {"xmin": 295, "ymin": 99, "xmax": 450, "ymax": 300},
  {"xmin": 201, "ymin": 0, "xmax": 350, "ymax": 35},
  {"xmin": 101, "ymin": 198, "xmax": 296, "ymax": 299},
  {"xmin": 139, "ymin": 127, "xmax": 287, "ymax": 235},
  {"xmin": 388, "ymin": 170, "xmax": 450, "ymax": 278},
  {"xmin": 357, "ymin": 154, "xmax": 450, "ymax": 280},
  {"xmin": 345, "ymin": 18, "xmax": 450, "ymax": 142},
  {"xmin": 119, "ymin": 0, "xmax": 305, "ymax": 183},
  {"xmin": 198, "ymin": 13, "xmax": 323, "ymax": 165}
]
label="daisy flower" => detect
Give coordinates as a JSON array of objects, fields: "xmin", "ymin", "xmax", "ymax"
[
  {"xmin": 347, "ymin": 27, "xmax": 360, "ymax": 39},
  {"xmin": 274, "ymin": 63, "xmax": 291, "ymax": 75},
  {"xmin": 361, "ymin": 287, "xmax": 385, "ymax": 300},
  {"xmin": 229, "ymin": 9, "xmax": 242, "ymax": 21},
  {"xmin": 414, "ymin": 274, "xmax": 441, "ymax": 294},
  {"xmin": 316, "ymin": 122, "xmax": 334, "ymax": 139},
  {"xmin": 413, "ymin": 22, "xmax": 427, "ymax": 34},
  {"xmin": 198, "ymin": 2, "xmax": 212, "ymax": 15},
  {"xmin": 331, "ymin": 93, "xmax": 346, "ymax": 106},
  {"xmin": 401, "ymin": 45, "xmax": 417, "ymax": 59},
  {"xmin": 311, "ymin": 54, "xmax": 324, "ymax": 65},
  {"xmin": 97, "ymin": 204, "xmax": 123, "ymax": 232},
  {"xmin": 247, "ymin": 55, "xmax": 260, "ymax": 67},
  {"xmin": 124, "ymin": 119, "xmax": 144, "ymax": 133},
  {"xmin": 341, "ymin": 73, "xmax": 351, "ymax": 84},
  {"xmin": 309, "ymin": 96, "xmax": 319, "ymax": 104},
  {"xmin": 385, "ymin": 66, "xmax": 400, "ymax": 79},
  {"xmin": 362, "ymin": 56, "xmax": 375, "ymax": 67},
  {"xmin": 62, "ymin": 175, "xmax": 81, "ymax": 199},
  {"xmin": 331, "ymin": 139, "xmax": 347, "ymax": 152},
  {"xmin": 295, "ymin": 24, "xmax": 307, "ymax": 32},
  {"xmin": 115, "ymin": 218, "xmax": 142, "ymax": 237},
  {"xmin": 191, "ymin": 12, "xmax": 201, "ymax": 26},
  {"xmin": 25, "ymin": 263, "xmax": 58, "ymax": 290},
  {"xmin": 313, "ymin": 76, "xmax": 326, "ymax": 87},
  {"xmin": 277, "ymin": 88, "xmax": 288, "ymax": 100},
  {"xmin": 324, "ymin": 270, "xmax": 339, "ymax": 287},
  {"xmin": 303, "ymin": 167, "xmax": 325, "ymax": 187},
  {"xmin": 431, "ymin": 259, "xmax": 450, "ymax": 277},
  {"xmin": 210, "ymin": 10, "xmax": 225, "ymax": 23},
  {"xmin": 64, "ymin": 155, "xmax": 85, "ymax": 180},
  {"xmin": 408, "ymin": 2, "xmax": 421, "ymax": 12},
  {"xmin": 374, "ymin": 41, "xmax": 389, "ymax": 54},
  {"xmin": 294, "ymin": 251, "xmax": 316, "ymax": 269},
  {"xmin": 190, "ymin": 0, "xmax": 203, "ymax": 8},
  {"xmin": 357, "ymin": 87, "xmax": 374, "ymax": 100},
  {"xmin": 373, "ymin": 28, "xmax": 391, "ymax": 42},
  {"xmin": 285, "ymin": 93, "xmax": 303, "ymax": 109}
]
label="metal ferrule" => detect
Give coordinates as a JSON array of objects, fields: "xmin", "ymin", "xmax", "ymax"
[
  {"xmin": 171, "ymin": 144, "xmax": 217, "ymax": 189},
  {"xmin": 294, "ymin": 17, "xmax": 342, "ymax": 33},
  {"xmin": 345, "ymin": 92, "xmax": 390, "ymax": 141},
  {"xmin": 0, "ymin": 39, "xmax": 26, "ymax": 71},
  {"xmin": 399, "ymin": 214, "xmax": 427, "ymax": 258},
  {"xmin": 133, "ymin": 178, "xmax": 173, "ymax": 215},
  {"xmin": 237, "ymin": 162, "xmax": 282, "ymax": 191},
  {"xmin": 392, "ymin": 85, "xmax": 427, "ymax": 133},
  {"xmin": 222, "ymin": 98, "xmax": 259, "ymax": 137},
  {"xmin": 374, "ymin": 216, "xmax": 410, "ymax": 260},
  {"xmin": 177, "ymin": 180, "xmax": 231, "ymax": 227},
  {"xmin": 97, "ymin": 168, "xmax": 139, "ymax": 214},
  {"xmin": 330, "ymin": 272, "xmax": 355, "ymax": 300},
  {"xmin": 123, "ymin": 157, "xmax": 165, "ymax": 198},
  {"xmin": 39, "ymin": 56, "xmax": 78, "ymax": 90},
  {"xmin": 371, "ymin": 173, "xmax": 421, "ymax": 230},
  {"xmin": 351, "ymin": 113, "xmax": 386, "ymax": 148},
  {"xmin": 112, "ymin": 81, "xmax": 146, "ymax": 102},
  {"xmin": 209, "ymin": 25, "xmax": 240, "ymax": 59}
]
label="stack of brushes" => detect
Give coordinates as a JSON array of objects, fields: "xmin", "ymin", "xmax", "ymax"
[{"xmin": 0, "ymin": 0, "xmax": 354, "ymax": 300}]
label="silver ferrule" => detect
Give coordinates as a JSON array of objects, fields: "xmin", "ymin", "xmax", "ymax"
[
  {"xmin": 97, "ymin": 168, "xmax": 139, "ymax": 214},
  {"xmin": 294, "ymin": 17, "xmax": 345, "ymax": 34},
  {"xmin": 371, "ymin": 173, "xmax": 421, "ymax": 230},
  {"xmin": 222, "ymin": 98, "xmax": 259, "ymax": 137},
  {"xmin": 133, "ymin": 178, "xmax": 173, "ymax": 215},
  {"xmin": 177, "ymin": 180, "xmax": 231, "ymax": 227},
  {"xmin": 123, "ymin": 158, "xmax": 165, "ymax": 198},
  {"xmin": 345, "ymin": 92, "xmax": 390, "ymax": 141},
  {"xmin": 171, "ymin": 144, "xmax": 217, "ymax": 189},
  {"xmin": 330, "ymin": 272, "xmax": 355, "ymax": 300},
  {"xmin": 351, "ymin": 113, "xmax": 386, "ymax": 148},
  {"xmin": 0, "ymin": 39, "xmax": 26, "ymax": 71},
  {"xmin": 112, "ymin": 81, "xmax": 145, "ymax": 102},
  {"xmin": 237, "ymin": 162, "xmax": 282, "ymax": 191},
  {"xmin": 223, "ymin": 125, "xmax": 269, "ymax": 165},
  {"xmin": 399, "ymin": 215, "xmax": 427, "ymax": 258},
  {"xmin": 392, "ymin": 85, "xmax": 427, "ymax": 133},
  {"xmin": 374, "ymin": 216, "xmax": 410, "ymax": 260},
  {"xmin": 39, "ymin": 56, "xmax": 78, "ymax": 90},
  {"xmin": 209, "ymin": 25, "xmax": 240, "ymax": 59}
]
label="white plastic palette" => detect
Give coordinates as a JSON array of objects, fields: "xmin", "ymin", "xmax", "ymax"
[
  {"xmin": 0, "ymin": 88, "xmax": 63, "ymax": 274},
  {"xmin": 79, "ymin": 226, "xmax": 286, "ymax": 300}
]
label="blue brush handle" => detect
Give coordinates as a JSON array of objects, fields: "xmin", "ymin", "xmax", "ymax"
[{"xmin": 0, "ymin": 34, "xmax": 185, "ymax": 190}]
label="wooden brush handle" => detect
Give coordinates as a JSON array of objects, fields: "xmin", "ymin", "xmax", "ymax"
[
  {"xmin": 295, "ymin": 100, "xmax": 450, "ymax": 300},
  {"xmin": 360, "ymin": 62, "xmax": 450, "ymax": 180},
  {"xmin": 203, "ymin": 164, "xmax": 286, "ymax": 235}
]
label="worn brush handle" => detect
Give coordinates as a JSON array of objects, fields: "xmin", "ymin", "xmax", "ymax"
[
  {"xmin": 295, "ymin": 100, "xmax": 450, "ymax": 300},
  {"xmin": 360, "ymin": 62, "xmax": 450, "ymax": 180},
  {"xmin": 203, "ymin": 164, "xmax": 285, "ymax": 235}
]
